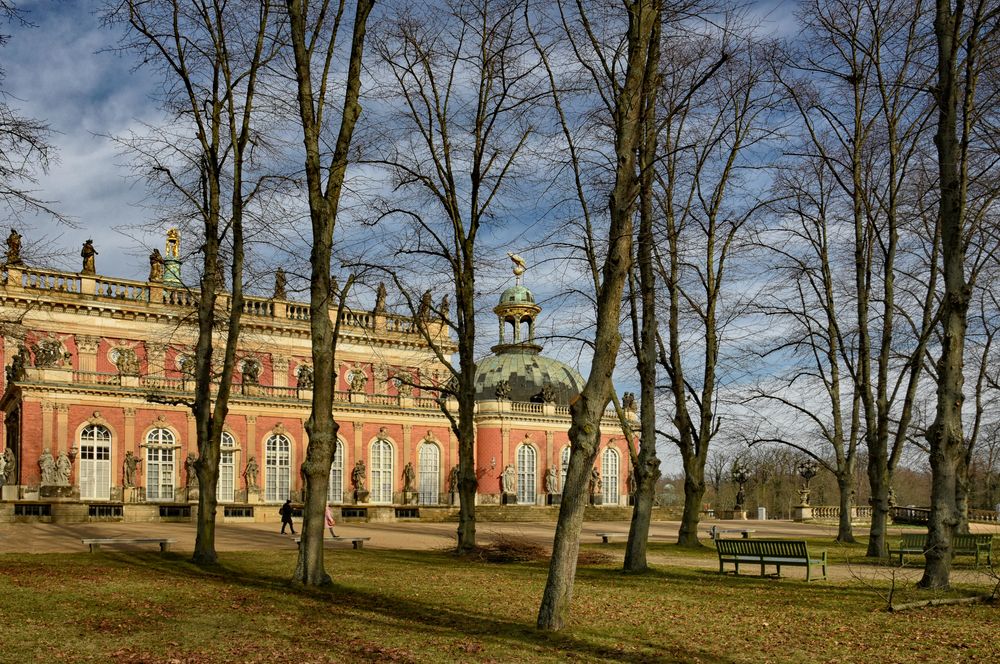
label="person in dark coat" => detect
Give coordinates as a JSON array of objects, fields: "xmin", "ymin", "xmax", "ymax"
[{"xmin": 279, "ymin": 499, "xmax": 295, "ymax": 534}]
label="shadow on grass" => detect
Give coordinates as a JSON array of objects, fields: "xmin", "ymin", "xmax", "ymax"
[{"xmin": 76, "ymin": 548, "xmax": 737, "ymax": 663}]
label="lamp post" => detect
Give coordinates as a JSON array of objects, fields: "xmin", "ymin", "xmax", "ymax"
[
  {"xmin": 796, "ymin": 459, "xmax": 818, "ymax": 506},
  {"xmin": 731, "ymin": 462, "xmax": 749, "ymax": 512}
]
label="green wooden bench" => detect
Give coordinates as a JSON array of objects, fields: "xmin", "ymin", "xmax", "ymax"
[
  {"xmin": 715, "ymin": 538, "xmax": 827, "ymax": 581},
  {"xmin": 888, "ymin": 533, "xmax": 993, "ymax": 566}
]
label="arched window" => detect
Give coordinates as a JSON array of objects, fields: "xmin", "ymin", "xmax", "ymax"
[
  {"xmin": 328, "ymin": 439, "xmax": 345, "ymax": 504},
  {"xmin": 146, "ymin": 428, "xmax": 176, "ymax": 502},
  {"xmin": 560, "ymin": 446, "xmax": 571, "ymax": 494},
  {"xmin": 602, "ymin": 447, "xmax": 620, "ymax": 505},
  {"xmin": 370, "ymin": 437, "xmax": 394, "ymax": 504},
  {"xmin": 265, "ymin": 434, "xmax": 291, "ymax": 502},
  {"xmin": 79, "ymin": 424, "xmax": 112, "ymax": 501},
  {"xmin": 517, "ymin": 444, "xmax": 536, "ymax": 504},
  {"xmin": 417, "ymin": 442, "xmax": 440, "ymax": 505},
  {"xmin": 217, "ymin": 432, "xmax": 237, "ymax": 503}
]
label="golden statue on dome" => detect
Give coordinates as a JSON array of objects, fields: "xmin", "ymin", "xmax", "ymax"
[
  {"xmin": 507, "ymin": 251, "xmax": 526, "ymax": 283},
  {"xmin": 166, "ymin": 228, "xmax": 180, "ymax": 258}
]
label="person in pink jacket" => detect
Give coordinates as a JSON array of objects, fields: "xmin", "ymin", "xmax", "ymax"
[{"xmin": 324, "ymin": 503, "xmax": 338, "ymax": 537}]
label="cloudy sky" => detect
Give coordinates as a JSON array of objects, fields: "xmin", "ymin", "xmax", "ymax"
[{"xmin": 4, "ymin": 1, "xmax": 168, "ymax": 275}]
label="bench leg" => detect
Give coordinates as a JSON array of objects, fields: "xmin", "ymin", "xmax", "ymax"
[
  {"xmin": 159, "ymin": 542, "xmax": 170, "ymax": 552},
  {"xmin": 353, "ymin": 540, "xmax": 363, "ymax": 550},
  {"xmin": 89, "ymin": 543, "xmax": 99, "ymax": 553},
  {"xmin": 601, "ymin": 536, "xmax": 610, "ymax": 544}
]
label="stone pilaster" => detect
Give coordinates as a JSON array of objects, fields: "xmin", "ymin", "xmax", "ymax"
[
  {"xmin": 272, "ymin": 355, "xmax": 289, "ymax": 388},
  {"xmin": 41, "ymin": 401, "xmax": 54, "ymax": 452},
  {"xmin": 501, "ymin": 426, "xmax": 511, "ymax": 468},
  {"xmin": 146, "ymin": 343, "xmax": 166, "ymax": 377},
  {"xmin": 56, "ymin": 404, "xmax": 69, "ymax": 454},
  {"xmin": 402, "ymin": 424, "xmax": 413, "ymax": 467},
  {"xmin": 75, "ymin": 335, "xmax": 100, "ymax": 373}
]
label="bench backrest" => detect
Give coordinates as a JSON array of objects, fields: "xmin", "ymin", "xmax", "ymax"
[
  {"xmin": 953, "ymin": 533, "xmax": 993, "ymax": 550},
  {"xmin": 899, "ymin": 533, "xmax": 927, "ymax": 549},
  {"xmin": 716, "ymin": 538, "xmax": 809, "ymax": 558},
  {"xmin": 898, "ymin": 532, "xmax": 992, "ymax": 551}
]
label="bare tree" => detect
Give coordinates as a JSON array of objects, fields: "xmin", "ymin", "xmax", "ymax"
[
  {"xmin": 534, "ymin": 0, "xmax": 659, "ymax": 632},
  {"xmin": 653, "ymin": 28, "xmax": 778, "ymax": 548},
  {"xmin": 366, "ymin": 0, "xmax": 540, "ymax": 553},
  {"xmin": 285, "ymin": 0, "xmax": 374, "ymax": 586},
  {"xmin": 105, "ymin": 0, "xmax": 280, "ymax": 564},
  {"xmin": 920, "ymin": 0, "xmax": 1000, "ymax": 590},
  {"xmin": 765, "ymin": 0, "xmax": 937, "ymax": 556}
]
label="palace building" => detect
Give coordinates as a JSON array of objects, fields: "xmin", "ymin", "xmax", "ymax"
[{"xmin": 0, "ymin": 230, "xmax": 632, "ymax": 522}]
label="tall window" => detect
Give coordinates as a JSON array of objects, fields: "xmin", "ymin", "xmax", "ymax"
[
  {"xmin": 417, "ymin": 442, "xmax": 439, "ymax": 505},
  {"xmin": 328, "ymin": 439, "xmax": 344, "ymax": 504},
  {"xmin": 265, "ymin": 434, "xmax": 291, "ymax": 502},
  {"xmin": 145, "ymin": 428, "xmax": 176, "ymax": 502},
  {"xmin": 370, "ymin": 437, "xmax": 393, "ymax": 504},
  {"xmin": 517, "ymin": 444, "xmax": 536, "ymax": 504},
  {"xmin": 602, "ymin": 447, "xmax": 620, "ymax": 505},
  {"xmin": 79, "ymin": 424, "xmax": 111, "ymax": 501},
  {"xmin": 217, "ymin": 432, "xmax": 236, "ymax": 503},
  {"xmin": 560, "ymin": 446, "xmax": 571, "ymax": 494}
]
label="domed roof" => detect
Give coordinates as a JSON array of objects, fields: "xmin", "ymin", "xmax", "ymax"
[
  {"xmin": 474, "ymin": 350, "xmax": 584, "ymax": 405},
  {"xmin": 499, "ymin": 284, "xmax": 535, "ymax": 305}
]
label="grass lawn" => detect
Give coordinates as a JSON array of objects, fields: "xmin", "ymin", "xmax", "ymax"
[{"xmin": 0, "ymin": 545, "xmax": 996, "ymax": 663}]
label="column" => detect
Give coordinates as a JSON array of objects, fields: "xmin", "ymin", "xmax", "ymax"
[{"xmin": 272, "ymin": 356, "xmax": 289, "ymax": 388}]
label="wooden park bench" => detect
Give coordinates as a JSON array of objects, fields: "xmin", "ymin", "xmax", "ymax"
[
  {"xmin": 888, "ymin": 533, "xmax": 993, "ymax": 567},
  {"xmin": 595, "ymin": 532, "xmax": 625, "ymax": 544},
  {"xmin": 81, "ymin": 538, "xmax": 175, "ymax": 553},
  {"xmin": 294, "ymin": 536, "xmax": 371, "ymax": 550},
  {"xmin": 716, "ymin": 538, "xmax": 827, "ymax": 581}
]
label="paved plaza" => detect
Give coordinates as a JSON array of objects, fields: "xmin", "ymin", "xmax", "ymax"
[{"xmin": 2, "ymin": 517, "xmax": 998, "ymax": 586}]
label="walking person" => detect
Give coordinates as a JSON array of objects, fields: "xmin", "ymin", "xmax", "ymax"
[
  {"xmin": 279, "ymin": 498, "xmax": 295, "ymax": 535},
  {"xmin": 325, "ymin": 503, "xmax": 338, "ymax": 537}
]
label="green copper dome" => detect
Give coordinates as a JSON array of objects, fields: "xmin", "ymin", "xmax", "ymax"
[
  {"xmin": 474, "ymin": 349, "xmax": 584, "ymax": 405},
  {"xmin": 499, "ymin": 284, "xmax": 535, "ymax": 305}
]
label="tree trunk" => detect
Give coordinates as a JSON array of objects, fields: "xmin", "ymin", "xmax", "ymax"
[
  {"xmin": 537, "ymin": 411, "xmax": 603, "ymax": 630},
  {"xmin": 920, "ymin": 0, "xmax": 972, "ymax": 590},
  {"xmin": 867, "ymin": 451, "xmax": 890, "ymax": 557},
  {"xmin": 835, "ymin": 473, "xmax": 855, "ymax": 543},
  {"xmin": 287, "ymin": 0, "xmax": 374, "ymax": 586},
  {"xmin": 456, "ymin": 373, "xmax": 478, "ymax": 552},
  {"xmin": 677, "ymin": 461, "xmax": 706, "ymax": 547},
  {"xmin": 623, "ymin": 456, "xmax": 658, "ymax": 571}
]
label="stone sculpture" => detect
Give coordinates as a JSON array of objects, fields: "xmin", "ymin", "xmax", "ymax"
[
  {"xmin": 123, "ymin": 451, "xmax": 140, "ymax": 488},
  {"xmin": 6, "ymin": 345, "xmax": 28, "ymax": 382},
  {"xmin": 494, "ymin": 379, "xmax": 511, "ymax": 400},
  {"xmin": 448, "ymin": 464, "xmax": 460, "ymax": 493},
  {"xmin": 544, "ymin": 467, "xmax": 558, "ymax": 494},
  {"xmin": 349, "ymin": 370, "xmax": 367, "ymax": 393},
  {"xmin": 418, "ymin": 289, "xmax": 432, "ymax": 319},
  {"xmin": 297, "ymin": 364, "xmax": 314, "ymax": 389},
  {"xmin": 274, "ymin": 268, "xmax": 287, "ymax": 300},
  {"xmin": 242, "ymin": 360, "xmax": 261, "ymax": 385},
  {"xmin": 351, "ymin": 460, "xmax": 367, "ymax": 493},
  {"xmin": 55, "ymin": 451, "xmax": 71, "ymax": 486},
  {"xmin": 148, "ymin": 248, "xmax": 164, "ymax": 282},
  {"xmin": 114, "ymin": 347, "xmax": 140, "ymax": 376},
  {"xmin": 1, "ymin": 448, "xmax": 15, "ymax": 485},
  {"xmin": 374, "ymin": 282, "xmax": 386, "ymax": 314},
  {"xmin": 402, "ymin": 462, "xmax": 416, "ymax": 493},
  {"xmin": 589, "ymin": 467, "xmax": 602, "ymax": 495},
  {"xmin": 5, "ymin": 228, "xmax": 23, "ymax": 266},
  {"xmin": 81, "ymin": 239, "xmax": 98, "ymax": 275},
  {"xmin": 39, "ymin": 449, "xmax": 56, "ymax": 485},
  {"xmin": 244, "ymin": 456, "xmax": 259, "ymax": 491},
  {"xmin": 185, "ymin": 452, "xmax": 199, "ymax": 488},
  {"xmin": 501, "ymin": 464, "xmax": 517, "ymax": 494}
]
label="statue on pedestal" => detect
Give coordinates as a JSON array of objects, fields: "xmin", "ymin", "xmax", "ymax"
[
  {"xmin": 244, "ymin": 456, "xmax": 259, "ymax": 492},
  {"xmin": 1, "ymin": 447, "xmax": 15, "ymax": 485},
  {"xmin": 123, "ymin": 451, "xmax": 140, "ymax": 488},
  {"xmin": 80, "ymin": 239, "xmax": 98, "ymax": 275},
  {"xmin": 544, "ymin": 467, "xmax": 558, "ymax": 494},
  {"xmin": 297, "ymin": 364, "xmax": 314, "ymax": 389},
  {"xmin": 5, "ymin": 228, "xmax": 23, "ymax": 266},
  {"xmin": 351, "ymin": 460, "xmax": 367, "ymax": 493},
  {"xmin": 501, "ymin": 464, "xmax": 517, "ymax": 494},
  {"xmin": 39, "ymin": 449, "xmax": 56, "ymax": 485},
  {"xmin": 448, "ymin": 464, "xmax": 460, "ymax": 494},
  {"xmin": 273, "ymin": 268, "xmax": 287, "ymax": 300},
  {"xmin": 185, "ymin": 452, "xmax": 199, "ymax": 488},
  {"xmin": 55, "ymin": 452, "xmax": 72, "ymax": 486},
  {"xmin": 374, "ymin": 282, "xmax": 386, "ymax": 314},
  {"xmin": 402, "ymin": 462, "xmax": 416, "ymax": 493},
  {"xmin": 148, "ymin": 248, "xmax": 164, "ymax": 282}
]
